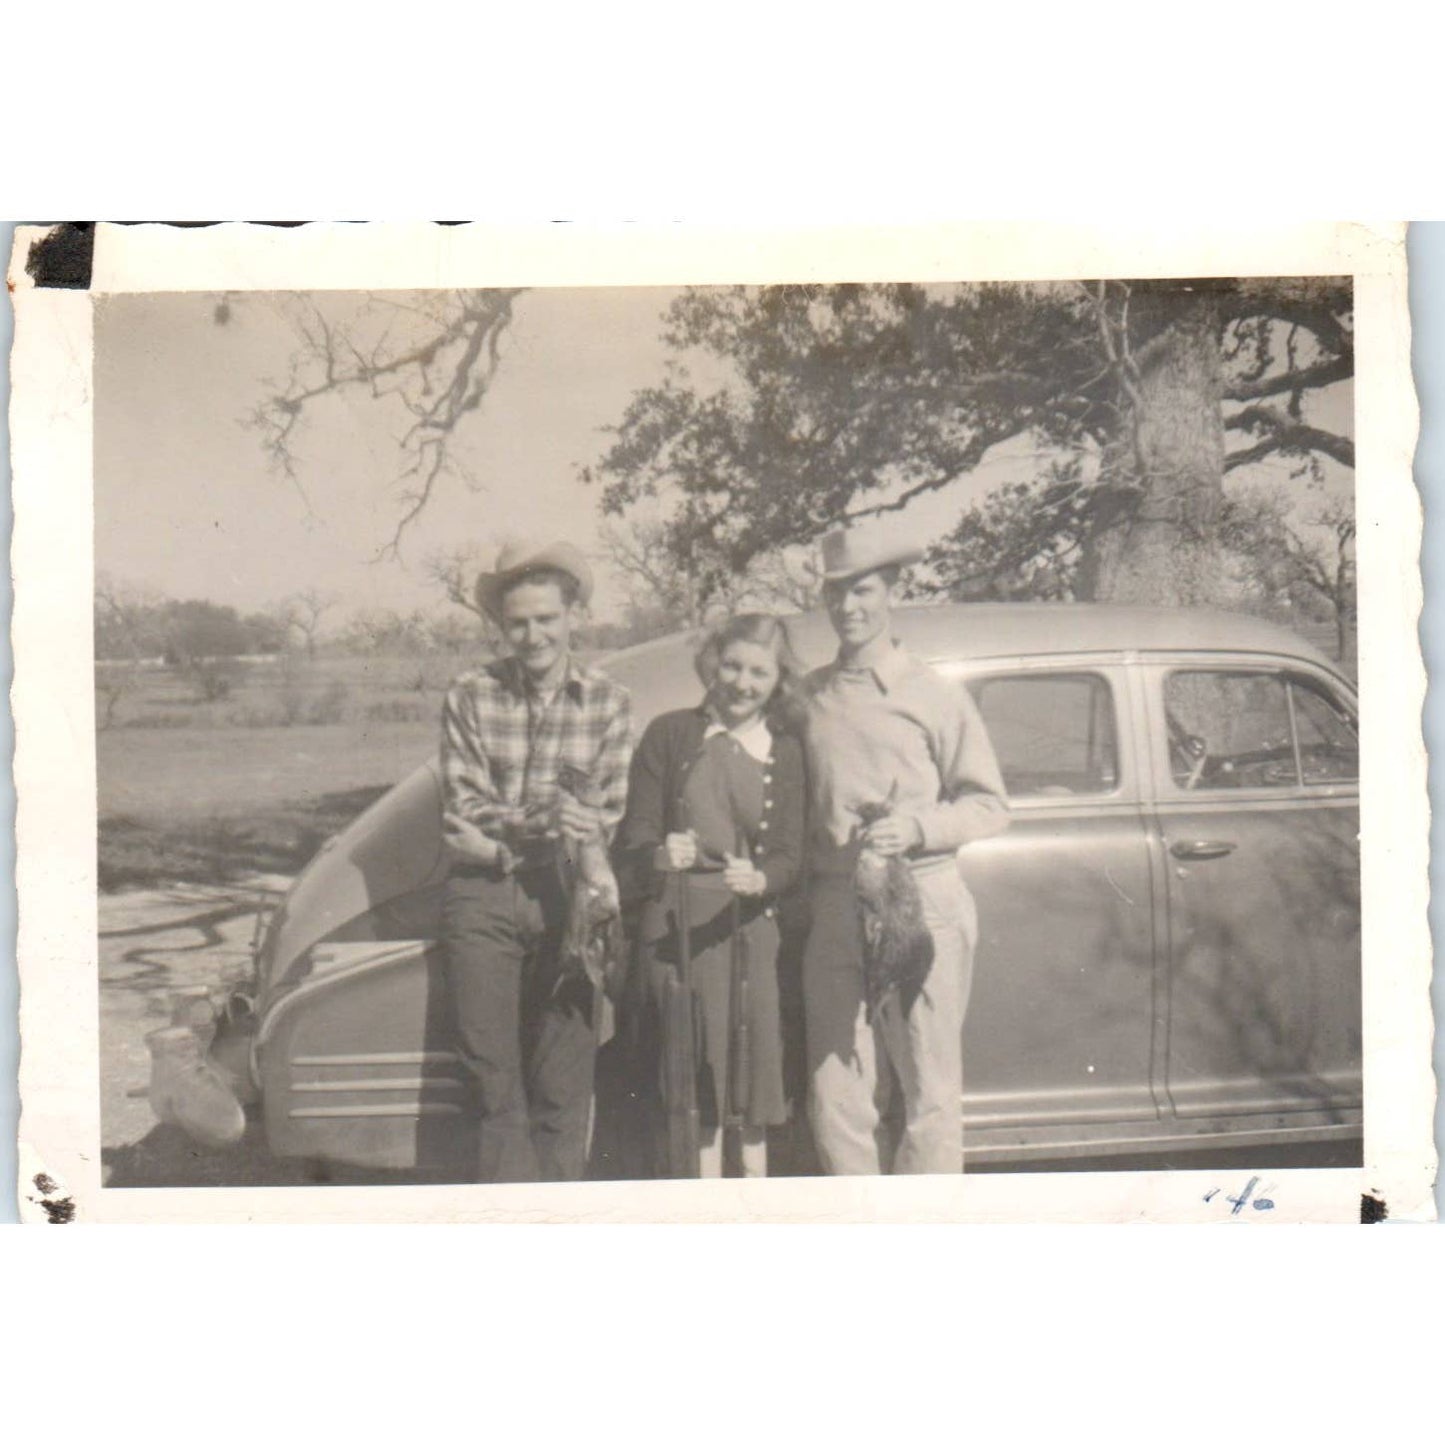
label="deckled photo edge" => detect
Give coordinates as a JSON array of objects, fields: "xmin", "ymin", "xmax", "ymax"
[{"xmin": 8, "ymin": 221, "xmax": 1431, "ymax": 1222}]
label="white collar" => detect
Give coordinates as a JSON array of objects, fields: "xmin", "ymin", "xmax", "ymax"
[{"xmin": 702, "ymin": 711, "xmax": 773, "ymax": 763}]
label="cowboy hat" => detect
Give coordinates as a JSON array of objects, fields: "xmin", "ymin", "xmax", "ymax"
[
  {"xmin": 817, "ymin": 525, "xmax": 924, "ymax": 583},
  {"xmin": 474, "ymin": 538, "xmax": 595, "ymax": 616}
]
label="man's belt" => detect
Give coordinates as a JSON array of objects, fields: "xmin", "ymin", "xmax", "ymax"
[
  {"xmin": 448, "ymin": 836, "xmax": 562, "ymax": 878},
  {"xmin": 509, "ymin": 837, "xmax": 564, "ymax": 873}
]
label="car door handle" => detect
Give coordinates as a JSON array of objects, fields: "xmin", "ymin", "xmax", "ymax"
[{"xmin": 1170, "ymin": 839, "xmax": 1237, "ymax": 861}]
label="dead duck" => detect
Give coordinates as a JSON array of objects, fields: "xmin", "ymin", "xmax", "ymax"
[{"xmin": 853, "ymin": 782, "xmax": 935, "ymax": 1022}]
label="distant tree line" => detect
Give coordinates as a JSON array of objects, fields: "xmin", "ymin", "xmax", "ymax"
[
  {"xmin": 93, "ymin": 576, "xmax": 494, "ymax": 728},
  {"xmin": 94, "ymin": 583, "xmax": 493, "ymax": 666},
  {"xmin": 94, "ymin": 591, "xmax": 287, "ymax": 664}
]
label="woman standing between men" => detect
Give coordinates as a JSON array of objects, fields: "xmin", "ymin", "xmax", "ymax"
[{"xmin": 615, "ymin": 614, "xmax": 807, "ymax": 1178}]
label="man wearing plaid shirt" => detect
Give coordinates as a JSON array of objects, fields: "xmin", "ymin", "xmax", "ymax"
[{"xmin": 440, "ymin": 540, "xmax": 631, "ymax": 1183}]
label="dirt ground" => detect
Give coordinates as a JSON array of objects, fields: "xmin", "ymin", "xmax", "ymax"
[
  {"xmin": 101, "ymin": 876, "xmax": 306, "ymax": 1186},
  {"xmin": 99, "ymin": 876, "xmax": 431, "ymax": 1187}
]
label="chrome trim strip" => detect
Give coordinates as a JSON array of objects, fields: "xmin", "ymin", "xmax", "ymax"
[
  {"xmin": 287, "ymin": 1102, "xmax": 465, "ymax": 1118},
  {"xmin": 964, "ymin": 1119, "xmax": 1361, "ymax": 1165},
  {"xmin": 290, "ymin": 1051, "xmax": 460, "ymax": 1066}
]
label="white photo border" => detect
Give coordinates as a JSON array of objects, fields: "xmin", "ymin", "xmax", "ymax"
[{"xmin": 9, "ymin": 220, "xmax": 1432, "ymax": 1222}]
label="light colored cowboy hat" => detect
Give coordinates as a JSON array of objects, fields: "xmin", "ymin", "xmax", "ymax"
[
  {"xmin": 817, "ymin": 525, "xmax": 924, "ymax": 583},
  {"xmin": 474, "ymin": 538, "xmax": 595, "ymax": 616}
]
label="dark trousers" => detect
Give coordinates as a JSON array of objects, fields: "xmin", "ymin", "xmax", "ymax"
[{"xmin": 442, "ymin": 865, "xmax": 598, "ymax": 1183}]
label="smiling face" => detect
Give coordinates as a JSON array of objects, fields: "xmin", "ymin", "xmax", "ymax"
[
  {"xmin": 709, "ymin": 638, "xmax": 781, "ymax": 728},
  {"xmin": 499, "ymin": 579, "xmax": 577, "ymax": 684},
  {"xmin": 823, "ymin": 569, "xmax": 896, "ymax": 652}
]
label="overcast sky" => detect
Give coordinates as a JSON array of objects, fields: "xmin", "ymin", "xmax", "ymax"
[
  {"xmin": 93, "ymin": 287, "xmax": 1353, "ymax": 625},
  {"xmin": 95, "ymin": 287, "xmax": 696, "ymax": 620}
]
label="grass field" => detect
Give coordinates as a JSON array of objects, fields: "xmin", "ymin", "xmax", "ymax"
[
  {"xmin": 97, "ymin": 653, "xmax": 451, "ymax": 890},
  {"xmin": 99, "ymin": 716, "xmax": 439, "ymax": 819}
]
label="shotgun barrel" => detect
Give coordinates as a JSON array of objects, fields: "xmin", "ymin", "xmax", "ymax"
[
  {"xmin": 727, "ymin": 831, "xmax": 753, "ymax": 1134},
  {"xmin": 662, "ymin": 867, "xmax": 701, "ymax": 1178}
]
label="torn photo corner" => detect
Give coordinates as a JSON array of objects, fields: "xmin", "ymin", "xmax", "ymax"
[{"xmin": 8, "ymin": 220, "xmax": 1433, "ymax": 1222}]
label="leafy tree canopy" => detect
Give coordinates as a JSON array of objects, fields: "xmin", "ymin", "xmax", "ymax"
[{"xmin": 583, "ymin": 279, "xmax": 1353, "ymax": 607}]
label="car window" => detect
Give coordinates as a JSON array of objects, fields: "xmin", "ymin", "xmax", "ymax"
[
  {"xmin": 1290, "ymin": 678, "xmax": 1358, "ymax": 784},
  {"xmin": 1165, "ymin": 669, "xmax": 1356, "ymax": 791},
  {"xmin": 1165, "ymin": 671, "xmax": 1295, "ymax": 789},
  {"xmin": 967, "ymin": 672, "xmax": 1119, "ymax": 797}
]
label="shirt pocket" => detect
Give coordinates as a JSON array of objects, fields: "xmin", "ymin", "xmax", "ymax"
[{"xmin": 561, "ymin": 734, "xmax": 606, "ymax": 788}]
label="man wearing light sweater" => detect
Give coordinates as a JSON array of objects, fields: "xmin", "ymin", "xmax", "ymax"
[{"xmin": 802, "ymin": 526, "xmax": 1009, "ymax": 1175}]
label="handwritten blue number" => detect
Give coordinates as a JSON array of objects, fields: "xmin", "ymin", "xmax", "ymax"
[
  {"xmin": 1206, "ymin": 1179, "xmax": 1276, "ymax": 1212},
  {"xmin": 1226, "ymin": 1177, "xmax": 1259, "ymax": 1216}
]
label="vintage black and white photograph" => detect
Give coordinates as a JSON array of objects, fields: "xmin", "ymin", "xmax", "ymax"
[{"xmin": 9, "ymin": 222, "xmax": 1430, "ymax": 1221}]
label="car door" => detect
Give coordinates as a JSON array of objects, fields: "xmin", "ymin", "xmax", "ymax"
[
  {"xmin": 948, "ymin": 660, "xmax": 1162, "ymax": 1141},
  {"xmin": 1146, "ymin": 658, "xmax": 1361, "ymax": 1123}
]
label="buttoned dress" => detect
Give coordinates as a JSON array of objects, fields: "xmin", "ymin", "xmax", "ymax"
[{"xmin": 615, "ymin": 708, "xmax": 806, "ymax": 1134}]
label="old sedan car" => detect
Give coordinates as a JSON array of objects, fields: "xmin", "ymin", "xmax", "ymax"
[{"xmin": 184, "ymin": 603, "xmax": 1361, "ymax": 1176}]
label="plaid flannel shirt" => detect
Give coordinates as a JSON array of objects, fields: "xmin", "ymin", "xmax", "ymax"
[{"xmin": 440, "ymin": 655, "xmax": 632, "ymax": 847}]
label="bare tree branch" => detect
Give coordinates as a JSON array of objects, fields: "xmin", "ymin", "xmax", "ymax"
[
  {"xmin": 1225, "ymin": 404, "xmax": 1355, "ymax": 470},
  {"xmin": 1222, "ymin": 352, "xmax": 1354, "ymax": 402},
  {"xmin": 276, "ymin": 588, "xmax": 338, "ymax": 657},
  {"xmin": 247, "ymin": 289, "xmax": 523, "ymax": 557},
  {"xmin": 422, "ymin": 545, "xmax": 490, "ymax": 621}
]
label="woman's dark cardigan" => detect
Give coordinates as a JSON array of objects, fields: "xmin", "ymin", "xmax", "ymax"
[{"xmin": 613, "ymin": 708, "xmax": 807, "ymax": 911}]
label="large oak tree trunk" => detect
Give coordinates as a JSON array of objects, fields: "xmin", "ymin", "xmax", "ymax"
[{"xmin": 1078, "ymin": 291, "xmax": 1227, "ymax": 605}]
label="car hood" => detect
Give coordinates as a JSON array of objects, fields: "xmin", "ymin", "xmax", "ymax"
[{"xmin": 260, "ymin": 759, "xmax": 448, "ymax": 995}]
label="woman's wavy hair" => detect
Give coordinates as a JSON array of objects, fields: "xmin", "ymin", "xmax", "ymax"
[{"xmin": 693, "ymin": 612, "xmax": 807, "ymax": 733}]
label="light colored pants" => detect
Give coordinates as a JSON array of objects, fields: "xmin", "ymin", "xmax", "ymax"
[{"xmin": 803, "ymin": 864, "xmax": 978, "ymax": 1175}]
